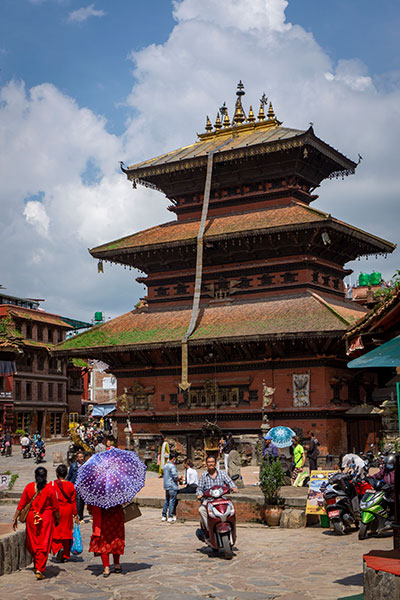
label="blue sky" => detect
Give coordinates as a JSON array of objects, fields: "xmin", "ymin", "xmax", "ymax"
[
  {"xmin": 0, "ymin": 1, "xmax": 175, "ymax": 135},
  {"xmin": 0, "ymin": 0, "xmax": 399, "ymax": 320}
]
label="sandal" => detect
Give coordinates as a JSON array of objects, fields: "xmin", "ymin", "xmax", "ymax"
[
  {"xmin": 103, "ymin": 567, "xmax": 110, "ymax": 578},
  {"xmin": 114, "ymin": 566, "xmax": 122, "ymax": 573},
  {"xmin": 35, "ymin": 571, "xmax": 45, "ymax": 580}
]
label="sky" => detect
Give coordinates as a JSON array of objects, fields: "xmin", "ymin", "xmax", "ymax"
[{"xmin": 0, "ymin": 0, "xmax": 399, "ymax": 322}]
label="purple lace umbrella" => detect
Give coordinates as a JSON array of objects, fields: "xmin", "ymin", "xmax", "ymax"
[{"xmin": 75, "ymin": 447, "xmax": 147, "ymax": 509}]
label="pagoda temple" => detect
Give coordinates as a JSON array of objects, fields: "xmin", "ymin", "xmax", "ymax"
[{"xmin": 54, "ymin": 83, "xmax": 395, "ymax": 455}]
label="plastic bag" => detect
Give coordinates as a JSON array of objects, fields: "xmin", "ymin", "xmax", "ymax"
[{"xmin": 71, "ymin": 523, "xmax": 83, "ymax": 555}]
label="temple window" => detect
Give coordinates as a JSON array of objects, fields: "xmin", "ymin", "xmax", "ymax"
[
  {"xmin": 176, "ymin": 282, "xmax": 188, "ymax": 295},
  {"xmin": 259, "ymin": 274, "xmax": 274, "ymax": 286},
  {"xmin": 57, "ymin": 329, "xmax": 63, "ymax": 342},
  {"xmin": 332, "ymin": 278, "xmax": 340, "ymax": 289},
  {"xmin": 239, "ymin": 276, "xmax": 251, "ymax": 288},
  {"xmin": 322, "ymin": 275, "xmax": 330, "ymax": 286},
  {"xmin": 155, "ymin": 286, "xmax": 169, "ymax": 297},
  {"xmin": 37, "ymin": 326, "xmax": 43, "ymax": 341},
  {"xmin": 281, "ymin": 272, "xmax": 298, "ymax": 283},
  {"xmin": 169, "ymin": 393, "xmax": 177, "ymax": 404},
  {"xmin": 312, "ymin": 272, "xmax": 319, "ymax": 283}
]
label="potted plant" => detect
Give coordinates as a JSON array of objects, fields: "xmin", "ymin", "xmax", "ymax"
[
  {"xmin": 259, "ymin": 459, "xmax": 285, "ymax": 526},
  {"xmin": 13, "ymin": 428, "xmax": 25, "ymax": 444}
]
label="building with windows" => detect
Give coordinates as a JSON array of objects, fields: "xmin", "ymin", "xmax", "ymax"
[
  {"xmin": 53, "ymin": 84, "xmax": 395, "ymax": 455},
  {"xmin": 0, "ymin": 291, "xmax": 92, "ymax": 437}
]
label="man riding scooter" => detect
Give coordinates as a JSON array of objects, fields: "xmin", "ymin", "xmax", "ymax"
[{"xmin": 196, "ymin": 455, "xmax": 238, "ymax": 558}]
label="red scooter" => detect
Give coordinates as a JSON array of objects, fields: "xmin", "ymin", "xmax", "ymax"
[{"xmin": 196, "ymin": 484, "xmax": 236, "ymax": 559}]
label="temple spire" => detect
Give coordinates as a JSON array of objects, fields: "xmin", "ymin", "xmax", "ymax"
[{"xmin": 205, "ymin": 116, "xmax": 212, "ymax": 132}]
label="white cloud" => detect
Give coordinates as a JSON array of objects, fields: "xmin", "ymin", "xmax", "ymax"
[
  {"xmin": 68, "ymin": 4, "xmax": 105, "ymax": 24},
  {"xmin": 1, "ymin": 0, "xmax": 399, "ymax": 320},
  {"xmin": 23, "ymin": 200, "xmax": 50, "ymax": 237}
]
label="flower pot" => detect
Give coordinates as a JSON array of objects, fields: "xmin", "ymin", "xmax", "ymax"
[{"xmin": 261, "ymin": 505, "xmax": 283, "ymax": 526}]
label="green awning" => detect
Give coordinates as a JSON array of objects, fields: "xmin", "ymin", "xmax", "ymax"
[{"xmin": 347, "ymin": 335, "xmax": 400, "ymax": 368}]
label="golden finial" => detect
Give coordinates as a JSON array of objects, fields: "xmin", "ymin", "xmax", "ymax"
[
  {"xmin": 214, "ymin": 113, "xmax": 222, "ymax": 130},
  {"xmin": 257, "ymin": 102, "xmax": 265, "ymax": 121},
  {"xmin": 232, "ymin": 80, "xmax": 246, "ymax": 125},
  {"xmin": 223, "ymin": 110, "xmax": 231, "ymax": 127},
  {"xmin": 247, "ymin": 105, "xmax": 255, "ymax": 123},
  {"xmin": 258, "ymin": 92, "xmax": 267, "ymax": 121},
  {"xmin": 233, "ymin": 101, "xmax": 245, "ymax": 124},
  {"xmin": 267, "ymin": 102, "xmax": 276, "ymax": 120},
  {"xmin": 205, "ymin": 116, "xmax": 212, "ymax": 132}
]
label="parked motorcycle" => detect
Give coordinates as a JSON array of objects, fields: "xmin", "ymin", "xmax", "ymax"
[
  {"xmin": 359, "ymin": 481, "xmax": 394, "ymax": 540},
  {"xmin": 323, "ymin": 471, "xmax": 370, "ymax": 535},
  {"xmin": 196, "ymin": 484, "xmax": 236, "ymax": 559}
]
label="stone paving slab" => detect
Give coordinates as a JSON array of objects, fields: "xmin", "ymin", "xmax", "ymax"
[{"xmin": 0, "ymin": 506, "xmax": 393, "ymax": 599}]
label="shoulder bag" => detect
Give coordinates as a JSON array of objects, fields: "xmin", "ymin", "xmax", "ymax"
[
  {"xmin": 123, "ymin": 500, "xmax": 142, "ymax": 523},
  {"xmin": 19, "ymin": 490, "xmax": 39, "ymax": 523}
]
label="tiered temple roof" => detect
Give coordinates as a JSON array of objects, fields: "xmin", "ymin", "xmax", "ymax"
[
  {"xmin": 54, "ymin": 292, "xmax": 366, "ymax": 355},
  {"xmin": 90, "ymin": 201, "xmax": 393, "ymax": 263}
]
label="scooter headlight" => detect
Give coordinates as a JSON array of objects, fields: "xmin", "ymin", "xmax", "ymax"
[{"xmin": 207, "ymin": 503, "xmax": 215, "ymax": 517}]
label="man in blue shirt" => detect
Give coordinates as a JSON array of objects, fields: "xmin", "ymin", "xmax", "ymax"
[{"xmin": 162, "ymin": 450, "xmax": 179, "ymax": 523}]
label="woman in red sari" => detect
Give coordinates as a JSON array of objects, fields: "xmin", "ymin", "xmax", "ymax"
[
  {"xmin": 88, "ymin": 504, "xmax": 125, "ymax": 577},
  {"xmin": 12, "ymin": 467, "xmax": 59, "ymax": 580},
  {"xmin": 51, "ymin": 464, "xmax": 78, "ymax": 562}
]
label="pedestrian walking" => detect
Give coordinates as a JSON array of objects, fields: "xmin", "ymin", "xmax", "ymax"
[
  {"xmin": 67, "ymin": 450, "xmax": 86, "ymax": 522},
  {"xmin": 12, "ymin": 467, "xmax": 59, "ymax": 580},
  {"xmin": 223, "ymin": 432, "xmax": 234, "ymax": 472},
  {"xmin": 75, "ymin": 447, "xmax": 146, "ymax": 577},
  {"xmin": 95, "ymin": 435, "xmax": 107, "ymax": 453},
  {"xmin": 178, "ymin": 458, "xmax": 198, "ymax": 494},
  {"xmin": 291, "ymin": 436, "xmax": 306, "ymax": 484},
  {"xmin": 51, "ymin": 464, "xmax": 78, "ymax": 562},
  {"xmin": 307, "ymin": 432, "xmax": 319, "ymax": 472},
  {"xmin": 88, "ymin": 504, "xmax": 125, "ymax": 577},
  {"xmin": 227, "ymin": 443, "xmax": 242, "ymax": 481},
  {"xmin": 161, "ymin": 450, "xmax": 178, "ymax": 522}
]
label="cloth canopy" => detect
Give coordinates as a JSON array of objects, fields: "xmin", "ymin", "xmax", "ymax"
[
  {"xmin": 91, "ymin": 404, "xmax": 116, "ymax": 417},
  {"xmin": 347, "ymin": 335, "xmax": 400, "ymax": 369},
  {"xmin": 0, "ymin": 360, "xmax": 16, "ymax": 376}
]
